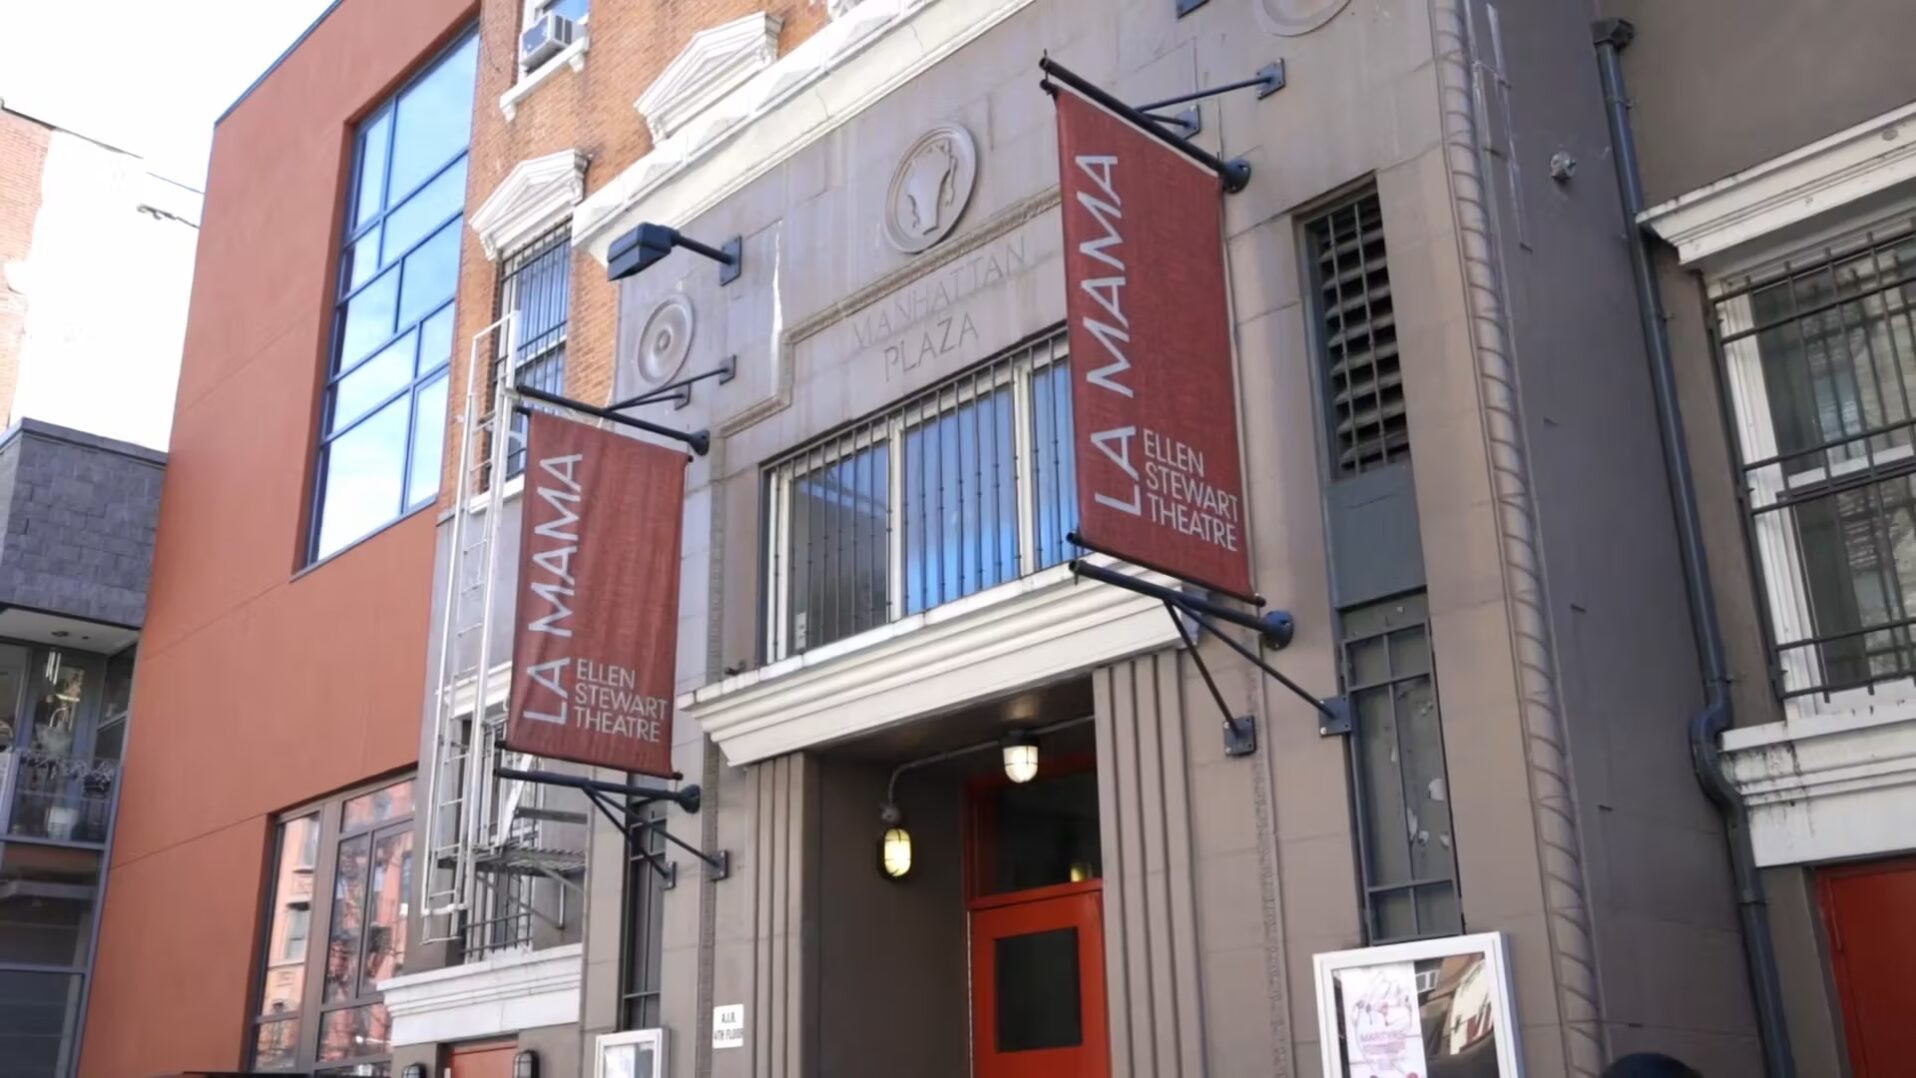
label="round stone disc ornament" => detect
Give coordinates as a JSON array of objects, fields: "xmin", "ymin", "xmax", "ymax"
[
  {"xmin": 883, "ymin": 124, "xmax": 979, "ymax": 254},
  {"xmin": 637, "ymin": 295, "xmax": 695, "ymax": 385},
  {"xmin": 1256, "ymin": 0, "xmax": 1351, "ymax": 35}
]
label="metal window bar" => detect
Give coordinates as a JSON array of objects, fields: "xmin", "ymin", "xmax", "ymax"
[
  {"xmin": 1337, "ymin": 592, "xmax": 1461, "ymax": 944},
  {"xmin": 1713, "ymin": 218, "xmax": 1916, "ymax": 699},
  {"xmin": 491, "ymin": 221, "xmax": 573, "ymax": 480},
  {"xmin": 763, "ymin": 331, "xmax": 1076, "ymax": 661},
  {"xmin": 1306, "ymin": 194, "xmax": 1404, "ymax": 477}
]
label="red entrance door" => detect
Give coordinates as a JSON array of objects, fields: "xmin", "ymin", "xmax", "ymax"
[
  {"xmin": 969, "ymin": 885, "xmax": 1109, "ymax": 1078},
  {"xmin": 448, "ymin": 1040, "xmax": 517, "ymax": 1078},
  {"xmin": 1819, "ymin": 858, "xmax": 1916, "ymax": 1077}
]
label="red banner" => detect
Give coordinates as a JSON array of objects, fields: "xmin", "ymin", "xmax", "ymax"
[
  {"xmin": 1055, "ymin": 87, "xmax": 1254, "ymax": 599},
  {"xmin": 506, "ymin": 412, "xmax": 686, "ymax": 777}
]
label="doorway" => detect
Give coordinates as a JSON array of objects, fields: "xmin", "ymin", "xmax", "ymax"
[
  {"xmin": 447, "ymin": 1039, "xmax": 517, "ymax": 1078},
  {"xmin": 966, "ymin": 763, "xmax": 1108, "ymax": 1078},
  {"xmin": 1819, "ymin": 858, "xmax": 1916, "ymax": 1077}
]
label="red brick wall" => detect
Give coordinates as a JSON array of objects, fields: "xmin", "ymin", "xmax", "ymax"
[
  {"xmin": 0, "ymin": 109, "xmax": 52, "ymax": 427},
  {"xmin": 79, "ymin": 2, "xmax": 475, "ymax": 1074},
  {"xmin": 442, "ymin": 0, "xmax": 830, "ymax": 501}
]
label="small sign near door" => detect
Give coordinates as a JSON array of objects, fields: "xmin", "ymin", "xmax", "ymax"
[{"xmin": 713, "ymin": 1004, "xmax": 745, "ymax": 1050}]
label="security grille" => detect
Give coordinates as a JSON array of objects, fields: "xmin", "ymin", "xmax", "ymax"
[
  {"xmin": 1714, "ymin": 218, "xmax": 1916, "ymax": 700},
  {"xmin": 1307, "ymin": 194, "xmax": 1404, "ymax": 476},
  {"xmin": 764, "ymin": 331, "xmax": 1078, "ymax": 660},
  {"xmin": 494, "ymin": 220, "xmax": 572, "ymax": 477}
]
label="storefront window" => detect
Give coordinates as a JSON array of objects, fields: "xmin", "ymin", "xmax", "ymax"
[
  {"xmin": 0, "ymin": 644, "xmax": 28, "ymax": 752},
  {"xmin": 30, "ymin": 651, "xmax": 86, "ymax": 758},
  {"xmin": 249, "ymin": 779, "xmax": 413, "ymax": 1073}
]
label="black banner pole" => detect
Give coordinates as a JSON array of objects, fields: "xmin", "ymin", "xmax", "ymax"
[
  {"xmin": 1040, "ymin": 57, "xmax": 1252, "ymax": 192},
  {"xmin": 515, "ymin": 383, "xmax": 711, "ymax": 456}
]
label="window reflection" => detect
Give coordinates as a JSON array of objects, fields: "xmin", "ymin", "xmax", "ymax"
[
  {"xmin": 0, "ymin": 644, "xmax": 28, "ymax": 752},
  {"xmin": 903, "ymin": 384, "xmax": 1017, "ymax": 615},
  {"xmin": 786, "ymin": 442, "xmax": 890, "ymax": 651},
  {"xmin": 313, "ymin": 31, "xmax": 473, "ymax": 562},
  {"xmin": 31, "ymin": 651, "xmax": 86, "ymax": 757},
  {"xmin": 318, "ymin": 1003, "xmax": 392, "ymax": 1062},
  {"xmin": 1333, "ymin": 955, "xmax": 1501, "ymax": 1078},
  {"xmin": 252, "ymin": 815, "xmax": 319, "ymax": 1071},
  {"xmin": 316, "ymin": 399, "xmax": 410, "ymax": 557},
  {"xmin": 386, "ymin": 36, "xmax": 477, "ymax": 199},
  {"xmin": 360, "ymin": 831, "xmax": 411, "ymax": 991},
  {"xmin": 250, "ymin": 781, "xmax": 415, "ymax": 1072},
  {"xmin": 324, "ymin": 836, "xmax": 369, "ymax": 1002},
  {"xmin": 342, "ymin": 780, "xmax": 415, "ymax": 831}
]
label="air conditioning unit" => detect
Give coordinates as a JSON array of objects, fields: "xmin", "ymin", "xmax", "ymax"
[{"xmin": 520, "ymin": 13, "xmax": 577, "ymax": 70}]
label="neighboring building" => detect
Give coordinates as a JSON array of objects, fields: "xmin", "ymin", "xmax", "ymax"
[
  {"xmin": 0, "ymin": 102, "xmax": 200, "ymax": 452},
  {"xmin": 1625, "ymin": 1, "xmax": 1916, "ymax": 1073},
  {"xmin": 0, "ymin": 420, "xmax": 164, "ymax": 1076},
  {"xmin": 78, "ymin": 3, "xmax": 1916, "ymax": 1078}
]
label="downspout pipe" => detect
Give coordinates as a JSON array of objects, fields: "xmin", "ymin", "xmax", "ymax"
[{"xmin": 1592, "ymin": 19, "xmax": 1795, "ymax": 1077}]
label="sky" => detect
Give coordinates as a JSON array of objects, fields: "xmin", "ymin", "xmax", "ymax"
[{"xmin": 0, "ymin": 0, "xmax": 338, "ymax": 188}]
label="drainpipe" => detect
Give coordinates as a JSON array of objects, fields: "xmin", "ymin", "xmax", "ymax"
[{"xmin": 1592, "ymin": 19, "xmax": 1795, "ymax": 1078}]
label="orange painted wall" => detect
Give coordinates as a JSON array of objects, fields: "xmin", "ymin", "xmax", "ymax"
[{"xmin": 79, "ymin": 1, "xmax": 476, "ymax": 1074}]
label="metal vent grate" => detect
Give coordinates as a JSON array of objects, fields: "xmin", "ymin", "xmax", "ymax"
[{"xmin": 1308, "ymin": 194, "xmax": 1404, "ymax": 476}]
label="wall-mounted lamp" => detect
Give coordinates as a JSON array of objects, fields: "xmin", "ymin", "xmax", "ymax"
[
  {"xmin": 608, "ymin": 222, "xmax": 742, "ymax": 286},
  {"xmin": 879, "ymin": 802, "xmax": 912, "ymax": 880},
  {"xmin": 513, "ymin": 1048, "xmax": 540, "ymax": 1078},
  {"xmin": 1001, "ymin": 730, "xmax": 1039, "ymax": 784}
]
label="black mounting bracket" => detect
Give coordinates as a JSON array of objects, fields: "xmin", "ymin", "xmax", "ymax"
[
  {"xmin": 1069, "ymin": 557, "xmax": 1350, "ymax": 751},
  {"xmin": 515, "ymin": 382, "xmax": 711, "ymax": 456},
  {"xmin": 496, "ymin": 766, "xmax": 731, "ymax": 888},
  {"xmin": 609, "ymin": 355, "xmax": 738, "ymax": 413},
  {"xmin": 1040, "ymin": 58, "xmax": 1256, "ymax": 194},
  {"xmin": 1128, "ymin": 63, "xmax": 1290, "ymax": 155}
]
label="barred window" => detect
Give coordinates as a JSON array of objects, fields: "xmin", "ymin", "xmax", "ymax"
[
  {"xmin": 764, "ymin": 332, "xmax": 1078, "ymax": 660},
  {"xmin": 492, "ymin": 222, "xmax": 572, "ymax": 478},
  {"xmin": 1716, "ymin": 217, "xmax": 1916, "ymax": 704},
  {"xmin": 1305, "ymin": 193, "xmax": 1403, "ymax": 478}
]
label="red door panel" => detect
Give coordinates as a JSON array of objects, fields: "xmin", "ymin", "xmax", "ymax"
[
  {"xmin": 449, "ymin": 1040, "xmax": 516, "ymax": 1078},
  {"xmin": 970, "ymin": 888, "xmax": 1109, "ymax": 1078},
  {"xmin": 1819, "ymin": 859, "xmax": 1916, "ymax": 1077}
]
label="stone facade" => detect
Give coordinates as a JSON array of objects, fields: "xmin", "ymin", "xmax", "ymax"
[{"xmin": 0, "ymin": 419, "xmax": 164, "ymax": 628}]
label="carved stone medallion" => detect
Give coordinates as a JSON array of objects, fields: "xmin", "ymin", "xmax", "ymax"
[
  {"xmin": 636, "ymin": 295, "xmax": 695, "ymax": 385},
  {"xmin": 1256, "ymin": 0, "xmax": 1351, "ymax": 35},
  {"xmin": 883, "ymin": 124, "xmax": 978, "ymax": 254}
]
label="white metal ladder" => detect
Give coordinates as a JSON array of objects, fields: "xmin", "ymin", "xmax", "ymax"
[{"xmin": 419, "ymin": 312, "xmax": 521, "ymax": 946}]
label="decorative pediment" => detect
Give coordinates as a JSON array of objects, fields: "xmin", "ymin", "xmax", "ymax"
[
  {"xmin": 469, "ymin": 149, "xmax": 587, "ymax": 260},
  {"xmin": 635, "ymin": 12, "xmax": 783, "ymax": 142}
]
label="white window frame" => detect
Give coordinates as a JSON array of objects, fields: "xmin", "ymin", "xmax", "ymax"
[
  {"xmin": 521, "ymin": 0, "xmax": 589, "ymax": 39},
  {"xmin": 594, "ymin": 1028, "xmax": 667, "ymax": 1078},
  {"xmin": 1312, "ymin": 931, "xmax": 1524, "ymax": 1078},
  {"xmin": 1714, "ymin": 208, "xmax": 1916, "ymax": 721},
  {"xmin": 501, "ymin": 1, "xmax": 590, "ymax": 119},
  {"xmin": 763, "ymin": 338, "xmax": 1066, "ymax": 662}
]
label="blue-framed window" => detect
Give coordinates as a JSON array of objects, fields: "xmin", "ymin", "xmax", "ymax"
[{"xmin": 310, "ymin": 32, "xmax": 478, "ymax": 563}]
